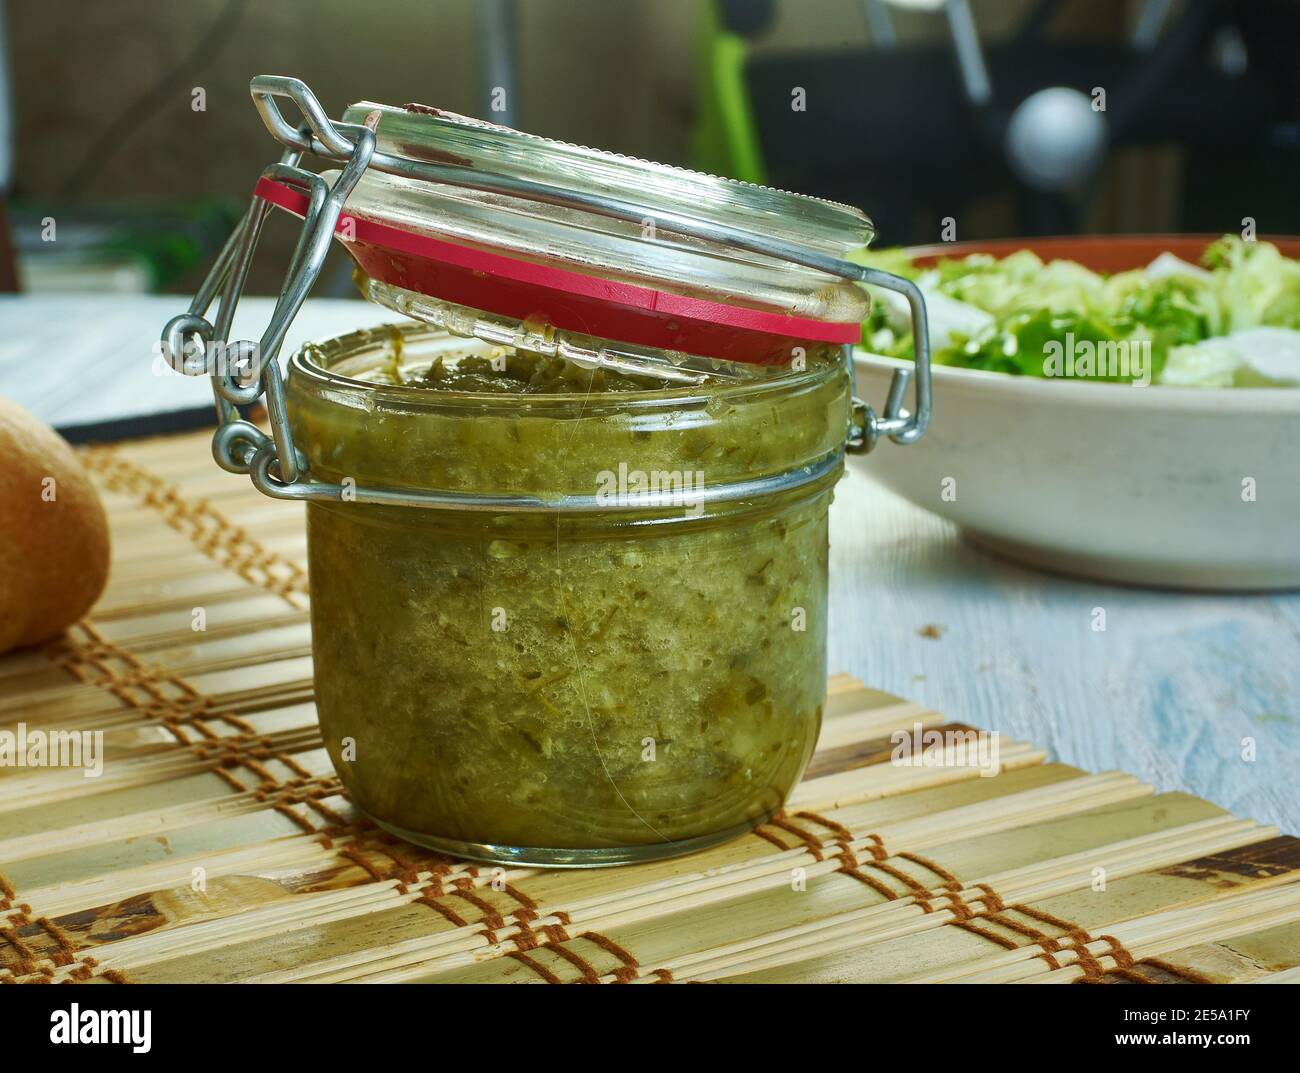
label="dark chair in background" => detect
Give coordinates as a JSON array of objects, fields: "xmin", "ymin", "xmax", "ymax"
[{"xmin": 695, "ymin": 0, "xmax": 1300, "ymax": 243}]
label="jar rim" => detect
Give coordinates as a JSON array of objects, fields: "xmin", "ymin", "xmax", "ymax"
[
  {"xmin": 286, "ymin": 321, "xmax": 852, "ymax": 502},
  {"xmin": 289, "ymin": 320, "xmax": 846, "ymax": 412}
]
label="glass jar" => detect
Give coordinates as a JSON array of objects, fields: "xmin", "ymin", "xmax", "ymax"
[
  {"xmin": 288, "ymin": 323, "xmax": 850, "ymax": 864},
  {"xmin": 164, "ymin": 77, "xmax": 932, "ymax": 867}
]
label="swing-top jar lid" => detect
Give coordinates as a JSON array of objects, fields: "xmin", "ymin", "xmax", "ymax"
[
  {"xmin": 343, "ymin": 100, "xmax": 873, "ymax": 250},
  {"xmin": 161, "ymin": 74, "xmax": 931, "ymax": 517},
  {"xmin": 254, "ymin": 98, "xmax": 876, "ymax": 368}
]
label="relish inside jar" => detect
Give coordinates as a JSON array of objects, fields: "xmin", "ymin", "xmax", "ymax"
[{"xmin": 288, "ymin": 321, "xmax": 851, "ymax": 864}]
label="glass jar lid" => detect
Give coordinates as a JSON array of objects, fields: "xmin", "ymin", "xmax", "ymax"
[
  {"xmin": 255, "ymin": 99, "xmax": 874, "ymax": 370},
  {"xmin": 342, "ymin": 101, "xmax": 873, "ymax": 254},
  {"xmin": 163, "ymin": 75, "xmax": 934, "ymax": 520}
]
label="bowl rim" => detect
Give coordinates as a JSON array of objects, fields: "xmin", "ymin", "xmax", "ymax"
[
  {"xmin": 903, "ymin": 232, "xmax": 1300, "ymax": 265},
  {"xmin": 855, "ymin": 351, "xmax": 1300, "ymax": 414}
]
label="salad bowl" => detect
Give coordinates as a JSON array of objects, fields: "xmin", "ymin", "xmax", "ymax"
[{"xmin": 852, "ymin": 236, "xmax": 1300, "ymax": 590}]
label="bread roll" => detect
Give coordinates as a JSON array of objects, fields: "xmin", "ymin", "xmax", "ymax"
[{"xmin": 0, "ymin": 397, "xmax": 110, "ymax": 653}]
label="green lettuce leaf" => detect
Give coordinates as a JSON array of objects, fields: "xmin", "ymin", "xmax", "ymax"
[{"xmin": 856, "ymin": 235, "xmax": 1300, "ymax": 387}]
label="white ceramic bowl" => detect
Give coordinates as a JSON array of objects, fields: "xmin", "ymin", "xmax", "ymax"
[{"xmin": 852, "ymin": 353, "xmax": 1300, "ymax": 590}]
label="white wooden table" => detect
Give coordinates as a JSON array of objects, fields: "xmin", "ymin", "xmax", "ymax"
[
  {"xmin": 829, "ymin": 465, "xmax": 1300, "ymax": 835},
  {"xmin": 0, "ymin": 294, "xmax": 395, "ymax": 431},
  {"xmin": 3, "ymin": 294, "xmax": 1296, "ymax": 834}
]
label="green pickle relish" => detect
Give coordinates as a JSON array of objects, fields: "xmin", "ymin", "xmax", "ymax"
[{"xmin": 288, "ymin": 321, "xmax": 851, "ymax": 864}]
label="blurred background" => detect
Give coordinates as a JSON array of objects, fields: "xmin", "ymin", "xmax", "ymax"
[{"xmin": 1, "ymin": 0, "xmax": 1298, "ymax": 300}]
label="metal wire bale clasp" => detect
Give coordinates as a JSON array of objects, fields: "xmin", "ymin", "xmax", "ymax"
[
  {"xmin": 160, "ymin": 77, "xmax": 377, "ymax": 487},
  {"xmin": 161, "ymin": 75, "xmax": 933, "ymax": 512}
]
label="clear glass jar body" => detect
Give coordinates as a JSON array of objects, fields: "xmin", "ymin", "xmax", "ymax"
[{"xmin": 288, "ymin": 322, "xmax": 852, "ymax": 865}]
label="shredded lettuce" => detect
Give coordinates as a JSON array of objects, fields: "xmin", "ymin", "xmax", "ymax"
[
  {"xmin": 1202, "ymin": 235, "xmax": 1300, "ymax": 331},
  {"xmin": 857, "ymin": 236, "xmax": 1300, "ymax": 387},
  {"xmin": 1162, "ymin": 328, "xmax": 1300, "ymax": 388}
]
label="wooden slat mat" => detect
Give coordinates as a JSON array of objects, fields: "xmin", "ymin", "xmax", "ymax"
[{"xmin": 2, "ymin": 429, "xmax": 1299, "ymax": 984}]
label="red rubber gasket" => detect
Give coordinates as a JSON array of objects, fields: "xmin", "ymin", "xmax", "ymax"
[{"xmin": 254, "ymin": 176, "xmax": 859, "ymax": 365}]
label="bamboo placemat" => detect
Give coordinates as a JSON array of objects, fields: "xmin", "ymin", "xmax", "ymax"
[{"xmin": 2, "ymin": 428, "xmax": 1299, "ymax": 985}]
